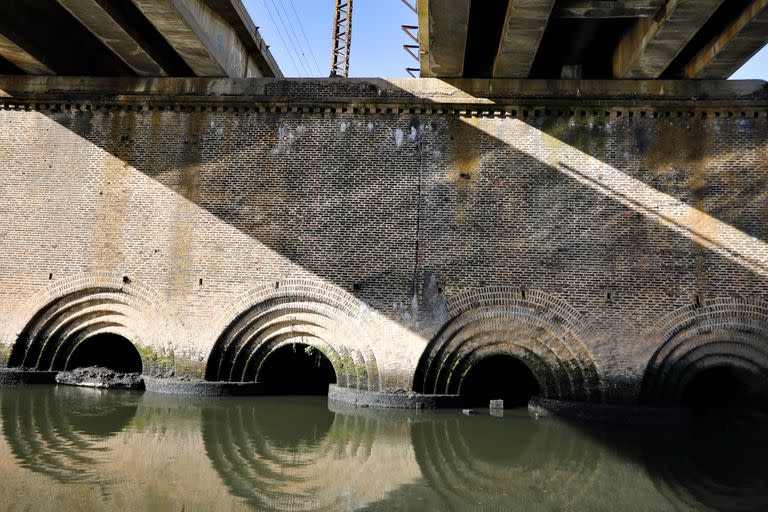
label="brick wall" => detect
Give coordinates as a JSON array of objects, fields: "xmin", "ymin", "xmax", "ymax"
[{"xmin": 0, "ymin": 78, "xmax": 766, "ymax": 401}]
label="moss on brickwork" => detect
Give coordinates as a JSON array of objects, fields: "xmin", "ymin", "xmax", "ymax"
[{"xmin": 135, "ymin": 345, "xmax": 175, "ymax": 378}]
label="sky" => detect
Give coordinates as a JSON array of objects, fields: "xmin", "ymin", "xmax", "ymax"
[{"xmin": 243, "ymin": 0, "xmax": 768, "ymax": 80}]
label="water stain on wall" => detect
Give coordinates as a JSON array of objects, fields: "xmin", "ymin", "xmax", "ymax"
[{"xmin": 445, "ymin": 117, "xmax": 481, "ymax": 219}]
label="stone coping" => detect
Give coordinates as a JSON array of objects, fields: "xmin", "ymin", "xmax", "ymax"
[
  {"xmin": 328, "ymin": 384, "xmax": 463, "ymax": 410},
  {"xmin": 0, "ymin": 369, "xmax": 58, "ymax": 385},
  {"xmin": 528, "ymin": 396, "xmax": 690, "ymax": 425},
  {"xmin": 0, "ymin": 76, "xmax": 766, "ymax": 108}
]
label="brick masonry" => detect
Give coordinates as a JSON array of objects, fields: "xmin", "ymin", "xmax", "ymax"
[{"xmin": 0, "ymin": 77, "xmax": 766, "ymax": 402}]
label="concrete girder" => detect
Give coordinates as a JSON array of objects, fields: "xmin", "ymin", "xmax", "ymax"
[
  {"xmin": 683, "ymin": 0, "xmax": 768, "ymax": 79},
  {"xmin": 130, "ymin": 0, "xmax": 252, "ymax": 77},
  {"xmin": 554, "ymin": 0, "xmax": 666, "ymax": 19},
  {"xmin": 417, "ymin": 0, "xmax": 472, "ymax": 78},
  {"xmin": 203, "ymin": 0, "xmax": 281, "ymax": 78},
  {"xmin": 55, "ymin": 0, "xmax": 167, "ymax": 77},
  {"xmin": 613, "ymin": 0, "xmax": 726, "ymax": 78},
  {"xmin": 493, "ymin": 0, "xmax": 556, "ymax": 78},
  {"xmin": 0, "ymin": 33, "xmax": 54, "ymax": 75}
]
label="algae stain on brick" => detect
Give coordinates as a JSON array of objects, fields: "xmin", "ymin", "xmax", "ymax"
[{"xmin": 446, "ymin": 117, "xmax": 481, "ymax": 219}]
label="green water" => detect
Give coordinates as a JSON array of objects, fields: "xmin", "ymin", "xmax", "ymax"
[{"xmin": 0, "ymin": 386, "xmax": 765, "ymax": 512}]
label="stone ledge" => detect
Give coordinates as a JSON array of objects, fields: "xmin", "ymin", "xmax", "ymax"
[
  {"xmin": 328, "ymin": 384, "xmax": 463, "ymax": 409},
  {"xmin": 528, "ymin": 397, "xmax": 690, "ymax": 425},
  {"xmin": 143, "ymin": 377, "xmax": 264, "ymax": 397},
  {"xmin": 0, "ymin": 76, "xmax": 765, "ymax": 108},
  {"xmin": 0, "ymin": 369, "xmax": 58, "ymax": 385}
]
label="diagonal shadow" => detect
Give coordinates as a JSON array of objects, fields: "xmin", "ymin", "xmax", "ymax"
[{"xmin": 0, "ymin": 77, "xmax": 766, "ymax": 392}]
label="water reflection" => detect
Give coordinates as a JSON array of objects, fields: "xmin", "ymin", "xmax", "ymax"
[
  {"xmin": 0, "ymin": 386, "xmax": 139, "ymax": 485},
  {"xmin": 411, "ymin": 412, "xmax": 601, "ymax": 510},
  {"xmin": 201, "ymin": 397, "xmax": 422, "ymax": 511},
  {"xmin": 642, "ymin": 419, "xmax": 768, "ymax": 512},
  {"xmin": 0, "ymin": 388, "xmax": 766, "ymax": 511},
  {"xmin": 201, "ymin": 400, "xmax": 610, "ymax": 511}
]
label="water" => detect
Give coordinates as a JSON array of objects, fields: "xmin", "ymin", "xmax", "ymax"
[{"xmin": 0, "ymin": 386, "xmax": 766, "ymax": 512}]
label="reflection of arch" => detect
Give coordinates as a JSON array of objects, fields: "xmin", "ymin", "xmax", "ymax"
[
  {"xmin": 0, "ymin": 386, "xmax": 139, "ymax": 484},
  {"xmin": 205, "ymin": 280, "xmax": 380, "ymax": 390},
  {"xmin": 414, "ymin": 288, "xmax": 601, "ymax": 401},
  {"xmin": 641, "ymin": 299, "xmax": 768, "ymax": 405},
  {"xmin": 645, "ymin": 425, "xmax": 768, "ymax": 512},
  {"xmin": 411, "ymin": 415, "xmax": 600, "ymax": 509},
  {"xmin": 5, "ymin": 273, "xmax": 177, "ymax": 376},
  {"xmin": 202, "ymin": 399, "xmax": 414, "ymax": 511}
]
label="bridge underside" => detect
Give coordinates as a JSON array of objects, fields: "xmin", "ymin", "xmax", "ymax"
[
  {"xmin": 418, "ymin": 0, "xmax": 768, "ymax": 79},
  {"xmin": 0, "ymin": 0, "xmax": 281, "ymax": 78}
]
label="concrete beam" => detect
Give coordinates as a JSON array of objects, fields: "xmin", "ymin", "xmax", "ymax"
[
  {"xmin": 56, "ymin": 0, "xmax": 167, "ymax": 76},
  {"xmin": 417, "ymin": 0, "xmax": 472, "ymax": 78},
  {"xmin": 555, "ymin": 0, "xmax": 665, "ymax": 19},
  {"xmin": 613, "ymin": 0, "xmax": 726, "ymax": 78},
  {"xmin": 0, "ymin": 33, "xmax": 54, "ymax": 75},
  {"xmin": 0, "ymin": 0, "xmax": 134, "ymax": 76},
  {"xmin": 493, "ymin": 0, "xmax": 556, "ymax": 78},
  {"xmin": 131, "ymin": 0, "xmax": 254, "ymax": 77},
  {"xmin": 683, "ymin": 0, "xmax": 768, "ymax": 78},
  {"xmin": 203, "ymin": 0, "xmax": 281, "ymax": 77}
]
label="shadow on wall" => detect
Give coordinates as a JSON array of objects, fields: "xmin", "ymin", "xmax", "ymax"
[{"xmin": 0, "ymin": 78, "xmax": 767, "ymax": 399}]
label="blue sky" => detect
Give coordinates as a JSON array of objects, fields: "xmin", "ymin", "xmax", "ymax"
[{"xmin": 244, "ymin": 0, "xmax": 767, "ymax": 80}]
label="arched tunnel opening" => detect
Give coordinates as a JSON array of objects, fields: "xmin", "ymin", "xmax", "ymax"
[
  {"xmin": 460, "ymin": 355, "xmax": 540, "ymax": 408},
  {"xmin": 681, "ymin": 365, "xmax": 768, "ymax": 414},
  {"xmin": 65, "ymin": 333, "xmax": 143, "ymax": 374},
  {"xmin": 258, "ymin": 343, "xmax": 337, "ymax": 395}
]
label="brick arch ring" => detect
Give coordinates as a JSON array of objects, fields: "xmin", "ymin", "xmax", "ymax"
[
  {"xmin": 3, "ymin": 272, "xmax": 177, "ymax": 376},
  {"xmin": 414, "ymin": 287, "xmax": 602, "ymax": 401},
  {"xmin": 204, "ymin": 280, "xmax": 381, "ymax": 391},
  {"xmin": 641, "ymin": 298, "xmax": 768, "ymax": 405}
]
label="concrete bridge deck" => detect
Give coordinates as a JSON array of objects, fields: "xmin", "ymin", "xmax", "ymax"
[
  {"xmin": 418, "ymin": 0, "xmax": 768, "ymax": 79},
  {"xmin": 0, "ymin": 0, "xmax": 281, "ymax": 78}
]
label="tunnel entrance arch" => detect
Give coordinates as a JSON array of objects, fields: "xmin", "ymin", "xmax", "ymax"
[
  {"xmin": 66, "ymin": 333, "xmax": 143, "ymax": 374},
  {"xmin": 414, "ymin": 288, "xmax": 602, "ymax": 402},
  {"xmin": 642, "ymin": 300, "xmax": 768, "ymax": 413},
  {"xmin": 460, "ymin": 355, "xmax": 540, "ymax": 407},
  {"xmin": 258, "ymin": 343, "xmax": 337, "ymax": 395}
]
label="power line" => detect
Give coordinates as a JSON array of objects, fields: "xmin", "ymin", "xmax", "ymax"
[
  {"xmin": 277, "ymin": 0, "xmax": 319, "ymax": 76},
  {"xmin": 261, "ymin": 0, "xmax": 301, "ymax": 75},
  {"xmin": 288, "ymin": 0, "xmax": 322, "ymax": 76},
  {"xmin": 268, "ymin": 0, "xmax": 311, "ymax": 76}
]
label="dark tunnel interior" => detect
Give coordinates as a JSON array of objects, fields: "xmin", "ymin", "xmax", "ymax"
[
  {"xmin": 460, "ymin": 355, "xmax": 541, "ymax": 408},
  {"xmin": 65, "ymin": 333, "xmax": 143, "ymax": 374},
  {"xmin": 258, "ymin": 343, "xmax": 337, "ymax": 395}
]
